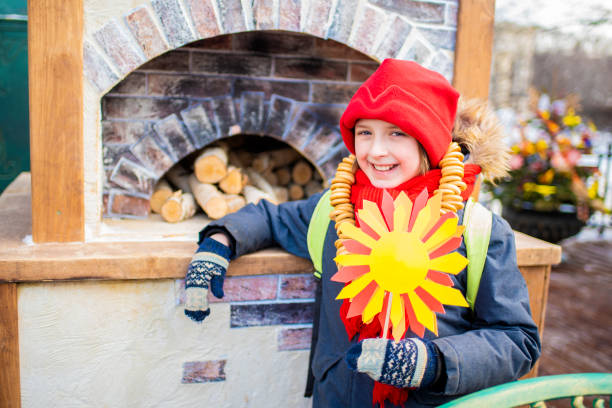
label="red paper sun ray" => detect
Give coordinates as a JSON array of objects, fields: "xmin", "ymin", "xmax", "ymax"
[
  {"xmin": 355, "ymin": 212, "xmax": 380, "ymax": 240},
  {"xmin": 408, "ymin": 189, "xmax": 429, "ymax": 231},
  {"xmin": 402, "ymin": 293, "xmax": 425, "ymax": 338},
  {"xmin": 426, "ymin": 270, "xmax": 454, "ymax": 287},
  {"xmin": 380, "ymin": 189, "xmax": 395, "ymax": 231},
  {"xmin": 347, "ymin": 280, "xmax": 378, "ymax": 318},
  {"xmin": 422, "ymin": 211, "xmax": 456, "ymax": 242},
  {"xmin": 428, "ymin": 236, "xmax": 463, "ymax": 259},
  {"xmin": 343, "ymin": 239, "xmax": 372, "ymax": 255},
  {"xmin": 415, "ymin": 287, "xmax": 445, "ymax": 314},
  {"xmin": 331, "ymin": 265, "xmax": 370, "ymax": 283}
]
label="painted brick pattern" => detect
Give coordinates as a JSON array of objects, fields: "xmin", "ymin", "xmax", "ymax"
[
  {"xmin": 209, "ymin": 275, "xmax": 278, "ymax": 303},
  {"xmin": 94, "ymin": 20, "xmax": 145, "ymax": 76},
  {"xmin": 284, "ymin": 108, "xmax": 318, "ymax": 148},
  {"xmin": 109, "ymin": 157, "xmax": 157, "ymax": 194},
  {"xmin": 108, "ymin": 72, "xmax": 146, "ymax": 95},
  {"xmin": 83, "ymin": 40, "xmax": 119, "ymax": 92},
  {"xmin": 327, "ymin": 0, "xmax": 358, "ymax": 43},
  {"xmin": 109, "ymin": 190, "xmax": 151, "ymax": 218},
  {"xmin": 278, "ymin": 327, "xmax": 312, "ymax": 351},
  {"xmin": 217, "ymin": 0, "xmax": 247, "ymax": 33},
  {"xmin": 402, "ymin": 35, "xmax": 433, "ymax": 65},
  {"xmin": 274, "ymin": 58, "xmax": 347, "ymax": 81},
  {"xmin": 304, "ymin": 0, "xmax": 333, "ymax": 38},
  {"xmin": 279, "ymin": 0, "xmax": 300, "ymax": 31},
  {"xmin": 279, "ymin": 275, "xmax": 316, "ymax": 299},
  {"xmin": 151, "ymin": 0, "xmax": 196, "ymax": 48},
  {"xmin": 369, "ymin": 0, "xmax": 445, "ymax": 24},
  {"xmin": 125, "ymin": 6, "xmax": 169, "ymax": 59},
  {"xmin": 186, "ymin": 0, "xmax": 221, "ymax": 38},
  {"xmin": 180, "ymin": 104, "xmax": 218, "ymax": 148},
  {"xmin": 349, "ymin": 4, "xmax": 387, "ymax": 56},
  {"xmin": 253, "ymin": 0, "xmax": 275, "ymax": 30},
  {"xmin": 303, "ymin": 126, "xmax": 342, "ymax": 163},
  {"xmin": 102, "ymin": 121, "xmax": 147, "ymax": 145},
  {"xmin": 131, "ymin": 135, "xmax": 176, "ymax": 177},
  {"xmin": 240, "ymin": 92, "xmax": 265, "ymax": 134},
  {"xmin": 182, "ymin": 360, "xmax": 226, "ymax": 383},
  {"xmin": 153, "ymin": 114, "xmax": 194, "ymax": 161},
  {"xmin": 374, "ymin": 16, "xmax": 413, "ymax": 61},
  {"xmin": 264, "ymin": 96, "xmax": 296, "ymax": 138},
  {"xmin": 230, "ymin": 301, "xmax": 314, "ymax": 328}
]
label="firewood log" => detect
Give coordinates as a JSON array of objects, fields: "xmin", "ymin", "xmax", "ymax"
[
  {"xmin": 225, "ymin": 194, "xmax": 246, "ymax": 213},
  {"xmin": 161, "ymin": 191, "xmax": 196, "ymax": 223},
  {"xmin": 252, "ymin": 153, "xmax": 273, "ymax": 174},
  {"xmin": 166, "ymin": 165, "xmax": 192, "ymax": 194},
  {"xmin": 262, "ymin": 169, "xmax": 278, "ymax": 186},
  {"xmin": 219, "ymin": 166, "xmax": 247, "ymax": 195},
  {"xmin": 243, "ymin": 185, "xmax": 277, "ymax": 205},
  {"xmin": 268, "ymin": 147, "xmax": 301, "ymax": 169},
  {"xmin": 236, "ymin": 150, "xmax": 253, "ymax": 168},
  {"xmin": 246, "ymin": 168, "xmax": 278, "ymax": 201},
  {"xmin": 288, "ymin": 183, "xmax": 304, "ymax": 200},
  {"xmin": 291, "ymin": 160, "xmax": 313, "ymax": 185},
  {"xmin": 275, "ymin": 167, "xmax": 292, "ymax": 186},
  {"xmin": 305, "ymin": 180, "xmax": 323, "ymax": 197},
  {"xmin": 188, "ymin": 174, "xmax": 228, "ymax": 219},
  {"xmin": 194, "ymin": 146, "xmax": 228, "ymax": 184},
  {"xmin": 273, "ymin": 186, "xmax": 289, "ymax": 203},
  {"xmin": 150, "ymin": 179, "xmax": 173, "ymax": 214}
]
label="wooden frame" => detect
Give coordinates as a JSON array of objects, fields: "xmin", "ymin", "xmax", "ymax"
[
  {"xmin": 453, "ymin": 0, "xmax": 496, "ymax": 99},
  {"xmin": 29, "ymin": 0, "xmax": 84, "ymax": 243}
]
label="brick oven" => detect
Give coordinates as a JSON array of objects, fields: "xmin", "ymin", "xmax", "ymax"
[{"xmin": 0, "ymin": 1, "xmax": 563, "ymax": 407}]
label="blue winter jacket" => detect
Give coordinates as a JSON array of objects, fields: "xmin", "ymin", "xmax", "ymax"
[{"xmin": 200, "ymin": 191, "xmax": 541, "ymax": 407}]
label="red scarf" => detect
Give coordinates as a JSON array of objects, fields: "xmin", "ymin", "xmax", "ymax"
[{"xmin": 341, "ymin": 164, "xmax": 481, "ymax": 407}]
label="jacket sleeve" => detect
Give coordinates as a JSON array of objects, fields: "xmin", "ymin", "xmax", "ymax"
[
  {"xmin": 432, "ymin": 214, "xmax": 541, "ymax": 395},
  {"xmin": 198, "ymin": 191, "xmax": 324, "ymax": 260}
]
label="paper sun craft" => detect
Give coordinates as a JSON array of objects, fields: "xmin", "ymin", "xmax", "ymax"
[{"xmin": 332, "ymin": 188, "xmax": 469, "ymax": 342}]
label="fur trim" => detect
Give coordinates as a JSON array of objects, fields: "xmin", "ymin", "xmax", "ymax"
[{"xmin": 452, "ymin": 98, "xmax": 511, "ymax": 183}]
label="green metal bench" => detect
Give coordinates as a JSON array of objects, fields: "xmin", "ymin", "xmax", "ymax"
[{"xmin": 439, "ymin": 373, "xmax": 612, "ymax": 408}]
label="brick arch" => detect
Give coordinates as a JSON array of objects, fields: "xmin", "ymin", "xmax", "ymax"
[
  {"xmin": 95, "ymin": 1, "xmax": 459, "ymax": 217},
  {"xmin": 84, "ymin": 0, "xmax": 457, "ymax": 93}
]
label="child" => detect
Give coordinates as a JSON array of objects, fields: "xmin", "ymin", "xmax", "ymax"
[{"xmin": 184, "ymin": 59, "xmax": 541, "ymax": 407}]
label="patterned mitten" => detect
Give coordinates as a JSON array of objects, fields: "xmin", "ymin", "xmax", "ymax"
[
  {"xmin": 184, "ymin": 237, "xmax": 231, "ymax": 322},
  {"xmin": 345, "ymin": 337, "xmax": 438, "ymax": 389}
]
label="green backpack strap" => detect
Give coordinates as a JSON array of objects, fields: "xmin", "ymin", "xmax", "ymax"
[
  {"xmin": 307, "ymin": 190, "xmax": 333, "ymax": 279},
  {"xmin": 462, "ymin": 198, "xmax": 493, "ymax": 310}
]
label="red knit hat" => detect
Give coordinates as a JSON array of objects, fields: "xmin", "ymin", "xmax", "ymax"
[{"xmin": 340, "ymin": 59, "xmax": 460, "ymax": 168}]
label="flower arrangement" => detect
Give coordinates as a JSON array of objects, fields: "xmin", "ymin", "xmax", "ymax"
[{"xmin": 491, "ymin": 90, "xmax": 608, "ymax": 221}]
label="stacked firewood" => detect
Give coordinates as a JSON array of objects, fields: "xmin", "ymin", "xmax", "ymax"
[{"xmin": 151, "ymin": 143, "xmax": 324, "ymax": 222}]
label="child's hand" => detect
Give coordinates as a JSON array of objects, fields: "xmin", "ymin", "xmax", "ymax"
[
  {"xmin": 345, "ymin": 337, "xmax": 439, "ymax": 389},
  {"xmin": 184, "ymin": 237, "xmax": 231, "ymax": 322}
]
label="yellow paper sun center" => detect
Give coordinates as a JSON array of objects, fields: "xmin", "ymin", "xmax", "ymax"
[{"xmin": 369, "ymin": 231, "xmax": 429, "ymax": 294}]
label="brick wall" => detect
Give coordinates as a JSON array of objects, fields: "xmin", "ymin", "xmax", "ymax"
[
  {"xmin": 101, "ymin": 32, "xmax": 377, "ymax": 217},
  {"xmin": 90, "ymin": 2, "xmax": 459, "ymax": 218},
  {"xmin": 176, "ymin": 273, "xmax": 317, "ymax": 361}
]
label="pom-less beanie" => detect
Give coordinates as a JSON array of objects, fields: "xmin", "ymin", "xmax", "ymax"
[{"xmin": 340, "ymin": 59, "xmax": 460, "ymax": 168}]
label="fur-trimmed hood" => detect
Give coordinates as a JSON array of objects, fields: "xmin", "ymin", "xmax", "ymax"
[{"xmin": 452, "ymin": 98, "xmax": 510, "ymax": 183}]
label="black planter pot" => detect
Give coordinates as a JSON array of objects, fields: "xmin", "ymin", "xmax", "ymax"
[{"xmin": 502, "ymin": 206, "xmax": 586, "ymax": 243}]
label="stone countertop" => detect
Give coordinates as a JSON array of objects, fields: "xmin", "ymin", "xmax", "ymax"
[{"xmin": 0, "ymin": 173, "xmax": 561, "ymax": 283}]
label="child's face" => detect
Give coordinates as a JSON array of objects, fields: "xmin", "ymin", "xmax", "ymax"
[{"xmin": 354, "ymin": 119, "xmax": 422, "ymax": 188}]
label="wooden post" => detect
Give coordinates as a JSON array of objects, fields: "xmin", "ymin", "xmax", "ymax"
[
  {"xmin": 453, "ymin": 0, "xmax": 496, "ymax": 99},
  {"xmin": 29, "ymin": 0, "xmax": 84, "ymax": 242},
  {"xmin": 0, "ymin": 283, "xmax": 20, "ymax": 408}
]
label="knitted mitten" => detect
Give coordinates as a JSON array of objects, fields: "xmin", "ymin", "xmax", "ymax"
[
  {"xmin": 345, "ymin": 337, "xmax": 438, "ymax": 389},
  {"xmin": 184, "ymin": 237, "xmax": 231, "ymax": 322}
]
